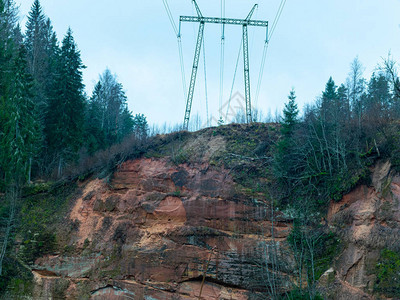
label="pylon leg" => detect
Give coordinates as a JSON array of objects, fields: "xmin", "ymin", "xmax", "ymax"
[
  {"xmin": 183, "ymin": 22, "xmax": 205, "ymax": 130},
  {"xmin": 243, "ymin": 25, "xmax": 252, "ymax": 123}
]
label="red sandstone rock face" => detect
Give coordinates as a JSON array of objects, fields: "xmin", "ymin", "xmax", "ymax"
[
  {"xmin": 323, "ymin": 160, "xmax": 400, "ymax": 299},
  {"xmin": 33, "ymin": 157, "xmax": 292, "ymax": 299},
  {"xmin": 31, "ymin": 153, "xmax": 400, "ymax": 300}
]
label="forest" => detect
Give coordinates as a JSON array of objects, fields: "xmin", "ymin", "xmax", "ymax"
[
  {"xmin": 0, "ymin": 0, "xmax": 148, "ymax": 187},
  {"xmin": 1, "ymin": 0, "xmax": 400, "ymax": 298}
]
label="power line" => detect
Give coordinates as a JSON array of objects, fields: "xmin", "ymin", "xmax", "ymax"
[
  {"xmin": 226, "ymin": 37, "xmax": 243, "ymax": 120},
  {"xmin": 250, "ymin": 4, "xmax": 259, "ymax": 57},
  {"xmin": 202, "ymin": 36, "xmax": 209, "ymax": 127},
  {"xmin": 269, "ymin": 0, "xmax": 287, "ymax": 41},
  {"xmin": 161, "ymin": 0, "xmax": 187, "ymax": 103},
  {"xmin": 178, "ymin": 37, "xmax": 187, "ymax": 102},
  {"xmin": 255, "ymin": 0, "xmax": 287, "ymax": 106},
  {"xmin": 162, "ymin": 0, "xmax": 178, "ymax": 36},
  {"xmin": 255, "ymin": 42, "xmax": 269, "ymax": 107}
]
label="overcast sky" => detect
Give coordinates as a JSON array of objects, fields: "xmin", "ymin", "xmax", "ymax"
[{"xmin": 16, "ymin": 0, "xmax": 400, "ymax": 126}]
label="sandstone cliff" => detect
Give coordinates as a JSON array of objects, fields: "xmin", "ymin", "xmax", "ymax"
[
  {"xmin": 8, "ymin": 125, "xmax": 400, "ymax": 299},
  {"xmin": 321, "ymin": 160, "xmax": 400, "ymax": 299},
  {"xmin": 30, "ymin": 125, "xmax": 294, "ymax": 299}
]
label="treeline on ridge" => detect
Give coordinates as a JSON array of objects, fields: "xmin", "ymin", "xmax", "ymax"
[
  {"xmin": 275, "ymin": 56, "xmax": 400, "ymax": 210},
  {"xmin": 0, "ymin": 0, "xmax": 148, "ymax": 190}
]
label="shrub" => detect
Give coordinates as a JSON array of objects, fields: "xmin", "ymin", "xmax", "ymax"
[{"xmin": 375, "ymin": 249, "xmax": 400, "ymax": 296}]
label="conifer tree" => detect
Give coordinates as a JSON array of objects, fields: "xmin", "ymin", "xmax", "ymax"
[
  {"xmin": 0, "ymin": 46, "xmax": 40, "ymax": 185},
  {"xmin": 132, "ymin": 113, "xmax": 148, "ymax": 139},
  {"xmin": 320, "ymin": 77, "xmax": 338, "ymax": 124},
  {"xmin": 24, "ymin": 1, "xmax": 60, "ymax": 175},
  {"xmin": 337, "ymin": 83, "xmax": 350, "ymax": 118},
  {"xmin": 25, "ymin": 0, "xmax": 47, "ymax": 113},
  {"xmin": 366, "ymin": 73, "xmax": 391, "ymax": 120},
  {"xmin": 0, "ymin": 0, "xmax": 18, "ymax": 43},
  {"xmin": 274, "ymin": 89, "xmax": 299, "ymax": 187},
  {"xmin": 85, "ymin": 82, "xmax": 105, "ymax": 154},
  {"xmin": 0, "ymin": 0, "xmax": 19, "ymax": 185},
  {"xmin": 281, "ymin": 89, "xmax": 299, "ymax": 137},
  {"xmin": 46, "ymin": 28, "xmax": 85, "ymax": 176},
  {"xmin": 85, "ymin": 69, "xmax": 134, "ymax": 153},
  {"xmin": 42, "ymin": 17, "xmax": 59, "ymax": 103},
  {"xmin": 25, "ymin": 0, "xmax": 46, "ymax": 72},
  {"xmin": 119, "ymin": 107, "xmax": 135, "ymax": 139},
  {"xmin": 0, "ymin": 0, "xmax": 40, "ymax": 276}
]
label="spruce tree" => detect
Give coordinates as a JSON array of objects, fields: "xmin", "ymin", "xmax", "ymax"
[
  {"xmin": 25, "ymin": 0, "xmax": 47, "ymax": 113},
  {"xmin": 0, "ymin": 3, "xmax": 40, "ymax": 275},
  {"xmin": 132, "ymin": 113, "xmax": 148, "ymax": 139},
  {"xmin": 25, "ymin": 0, "xmax": 46, "ymax": 71},
  {"xmin": 0, "ymin": 46, "xmax": 39, "ymax": 185},
  {"xmin": 24, "ymin": 1, "xmax": 60, "ymax": 175},
  {"xmin": 85, "ymin": 69, "xmax": 134, "ymax": 152},
  {"xmin": 366, "ymin": 73, "xmax": 391, "ymax": 119},
  {"xmin": 46, "ymin": 28, "xmax": 85, "ymax": 176},
  {"xmin": 274, "ymin": 89, "xmax": 300, "ymax": 188},
  {"xmin": 321, "ymin": 77, "xmax": 338, "ymax": 124},
  {"xmin": 0, "ymin": 0, "xmax": 19, "ymax": 186},
  {"xmin": 86, "ymin": 82, "xmax": 105, "ymax": 154},
  {"xmin": 281, "ymin": 89, "xmax": 299, "ymax": 137},
  {"xmin": 118, "ymin": 106, "xmax": 134, "ymax": 140},
  {"xmin": 0, "ymin": 0, "xmax": 18, "ymax": 43}
]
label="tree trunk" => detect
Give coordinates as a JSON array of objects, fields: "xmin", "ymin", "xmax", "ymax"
[{"xmin": 0, "ymin": 185, "xmax": 18, "ymax": 276}]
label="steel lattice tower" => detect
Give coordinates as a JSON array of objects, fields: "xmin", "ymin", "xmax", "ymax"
[{"xmin": 180, "ymin": 1, "xmax": 268, "ymax": 129}]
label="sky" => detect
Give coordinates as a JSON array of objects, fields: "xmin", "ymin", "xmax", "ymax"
[{"xmin": 16, "ymin": 0, "xmax": 400, "ymax": 127}]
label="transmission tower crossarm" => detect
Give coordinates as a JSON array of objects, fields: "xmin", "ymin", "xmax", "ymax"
[
  {"xmin": 180, "ymin": 16, "xmax": 268, "ymax": 27},
  {"xmin": 183, "ymin": 21, "xmax": 205, "ymax": 130}
]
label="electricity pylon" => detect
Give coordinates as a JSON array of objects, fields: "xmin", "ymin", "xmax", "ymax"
[{"xmin": 181, "ymin": 0, "xmax": 268, "ymax": 130}]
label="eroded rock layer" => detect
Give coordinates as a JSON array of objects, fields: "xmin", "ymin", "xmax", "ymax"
[
  {"xmin": 323, "ymin": 161, "xmax": 400, "ymax": 299},
  {"xmin": 28, "ymin": 125, "xmax": 400, "ymax": 300},
  {"xmin": 32, "ymin": 157, "xmax": 292, "ymax": 299}
]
